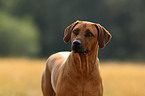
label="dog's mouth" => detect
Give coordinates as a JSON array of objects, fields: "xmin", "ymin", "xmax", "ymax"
[{"xmin": 72, "ymin": 45, "xmax": 88, "ymax": 55}]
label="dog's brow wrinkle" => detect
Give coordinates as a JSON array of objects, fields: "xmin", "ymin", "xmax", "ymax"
[
  {"xmin": 86, "ymin": 29, "xmax": 91, "ymax": 32},
  {"xmin": 82, "ymin": 24, "xmax": 86, "ymax": 28}
]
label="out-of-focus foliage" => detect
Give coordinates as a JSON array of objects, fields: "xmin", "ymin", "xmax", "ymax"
[
  {"xmin": 0, "ymin": 12, "xmax": 40, "ymax": 57},
  {"xmin": 0, "ymin": 0, "xmax": 145, "ymax": 60}
]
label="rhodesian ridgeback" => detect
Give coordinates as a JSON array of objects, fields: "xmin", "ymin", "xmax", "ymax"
[{"xmin": 41, "ymin": 20, "xmax": 112, "ymax": 96}]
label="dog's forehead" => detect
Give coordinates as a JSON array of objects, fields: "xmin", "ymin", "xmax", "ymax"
[
  {"xmin": 74, "ymin": 21, "xmax": 96, "ymax": 30},
  {"xmin": 80, "ymin": 21, "xmax": 94, "ymax": 24},
  {"xmin": 73, "ymin": 22, "xmax": 98, "ymax": 35}
]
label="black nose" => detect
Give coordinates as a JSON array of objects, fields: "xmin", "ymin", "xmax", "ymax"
[{"xmin": 73, "ymin": 40, "xmax": 81, "ymax": 46}]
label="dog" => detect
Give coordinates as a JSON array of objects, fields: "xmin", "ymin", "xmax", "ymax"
[{"xmin": 41, "ymin": 20, "xmax": 112, "ymax": 96}]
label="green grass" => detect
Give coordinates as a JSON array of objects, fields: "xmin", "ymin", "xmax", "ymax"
[{"xmin": 0, "ymin": 58, "xmax": 145, "ymax": 96}]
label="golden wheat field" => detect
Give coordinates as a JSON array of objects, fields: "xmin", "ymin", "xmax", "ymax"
[{"xmin": 0, "ymin": 58, "xmax": 145, "ymax": 96}]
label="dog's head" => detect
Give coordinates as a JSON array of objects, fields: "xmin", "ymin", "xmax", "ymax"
[{"xmin": 63, "ymin": 20, "xmax": 112, "ymax": 54}]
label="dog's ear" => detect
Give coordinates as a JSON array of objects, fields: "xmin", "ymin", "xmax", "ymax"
[
  {"xmin": 94, "ymin": 24, "xmax": 112, "ymax": 48},
  {"xmin": 63, "ymin": 21, "xmax": 79, "ymax": 43}
]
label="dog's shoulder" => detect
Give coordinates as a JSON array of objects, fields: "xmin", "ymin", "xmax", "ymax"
[
  {"xmin": 49, "ymin": 51, "xmax": 71, "ymax": 60},
  {"xmin": 47, "ymin": 51, "xmax": 70, "ymax": 60},
  {"xmin": 46, "ymin": 51, "xmax": 71, "ymax": 71},
  {"xmin": 56, "ymin": 51, "xmax": 71, "ymax": 58}
]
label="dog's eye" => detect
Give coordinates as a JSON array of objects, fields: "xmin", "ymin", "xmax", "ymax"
[
  {"xmin": 73, "ymin": 30, "xmax": 78, "ymax": 35},
  {"xmin": 86, "ymin": 31, "xmax": 94, "ymax": 37}
]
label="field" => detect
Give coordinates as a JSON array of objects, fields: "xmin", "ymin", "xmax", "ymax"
[{"xmin": 0, "ymin": 58, "xmax": 145, "ymax": 96}]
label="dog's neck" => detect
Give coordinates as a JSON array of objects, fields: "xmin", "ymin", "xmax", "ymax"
[{"xmin": 70, "ymin": 45, "xmax": 99, "ymax": 75}]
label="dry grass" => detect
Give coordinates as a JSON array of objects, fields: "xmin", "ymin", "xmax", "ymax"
[
  {"xmin": 0, "ymin": 58, "xmax": 145, "ymax": 96},
  {"xmin": 101, "ymin": 61, "xmax": 145, "ymax": 96},
  {"xmin": 0, "ymin": 58, "xmax": 45, "ymax": 96}
]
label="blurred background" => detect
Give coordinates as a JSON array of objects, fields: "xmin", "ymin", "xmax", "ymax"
[
  {"xmin": 0, "ymin": 0, "xmax": 145, "ymax": 60},
  {"xmin": 0, "ymin": 0, "xmax": 145, "ymax": 96}
]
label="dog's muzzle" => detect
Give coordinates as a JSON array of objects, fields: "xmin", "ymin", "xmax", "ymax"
[{"xmin": 72, "ymin": 40, "xmax": 88, "ymax": 54}]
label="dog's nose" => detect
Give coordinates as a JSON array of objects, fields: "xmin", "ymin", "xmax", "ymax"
[{"xmin": 73, "ymin": 40, "xmax": 81, "ymax": 46}]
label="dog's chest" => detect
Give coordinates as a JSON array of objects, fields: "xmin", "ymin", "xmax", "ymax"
[{"xmin": 56, "ymin": 73, "xmax": 103, "ymax": 96}]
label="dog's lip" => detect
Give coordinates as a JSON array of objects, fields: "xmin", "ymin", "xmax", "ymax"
[
  {"xmin": 73, "ymin": 50, "xmax": 88, "ymax": 55},
  {"xmin": 83, "ymin": 49, "xmax": 88, "ymax": 55},
  {"xmin": 72, "ymin": 47, "xmax": 89, "ymax": 55}
]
